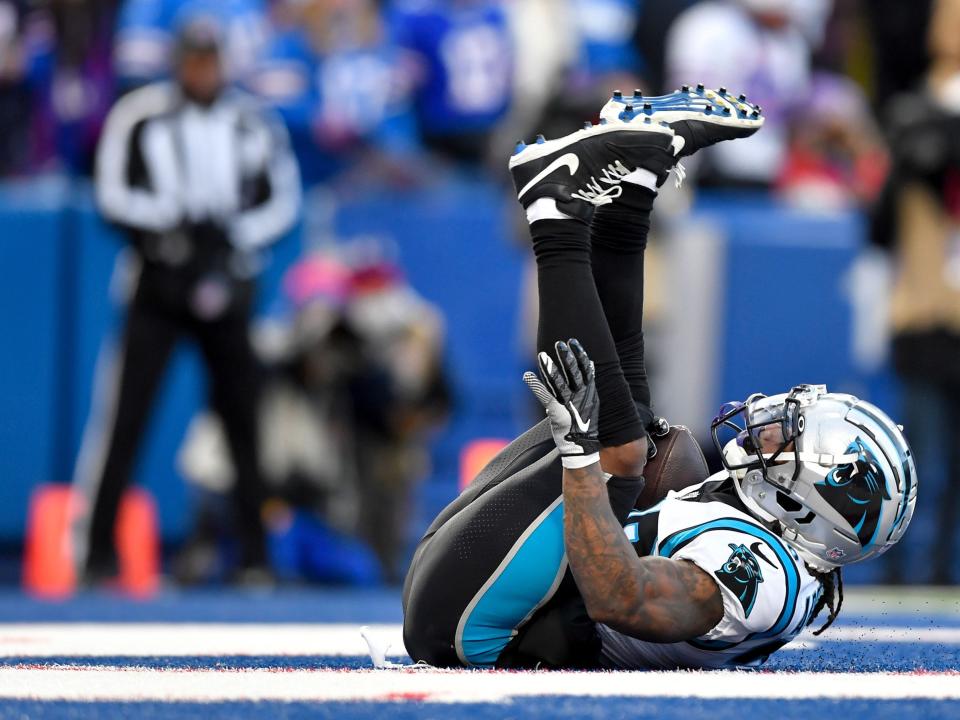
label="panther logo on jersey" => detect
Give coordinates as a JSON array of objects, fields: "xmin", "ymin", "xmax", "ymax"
[
  {"xmin": 716, "ymin": 543, "xmax": 764, "ymax": 617},
  {"xmin": 815, "ymin": 437, "xmax": 890, "ymax": 547}
]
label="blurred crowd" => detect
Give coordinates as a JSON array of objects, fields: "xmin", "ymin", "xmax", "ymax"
[
  {"xmin": 0, "ymin": 0, "xmax": 930, "ymax": 205},
  {"xmin": 173, "ymin": 240, "xmax": 450, "ymax": 584},
  {"xmin": 16, "ymin": 0, "xmax": 960, "ymax": 585}
]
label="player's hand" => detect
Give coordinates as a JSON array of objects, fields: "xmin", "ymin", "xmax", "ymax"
[{"xmin": 524, "ymin": 339, "xmax": 601, "ymax": 469}]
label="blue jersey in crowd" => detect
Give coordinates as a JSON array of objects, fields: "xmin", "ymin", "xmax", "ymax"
[
  {"xmin": 250, "ymin": 28, "xmax": 418, "ymax": 185},
  {"xmin": 114, "ymin": 0, "xmax": 271, "ymax": 85},
  {"xmin": 573, "ymin": 0, "xmax": 642, "ymax": 76},
  {"xmin": 388, "ymin": 0, "xmax": 512, "ymax": 136}
]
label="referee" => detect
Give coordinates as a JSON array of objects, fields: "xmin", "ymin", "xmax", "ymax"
[{"xmin": 73, "ymin": 18, "xmax": 301, "ymax": 584}]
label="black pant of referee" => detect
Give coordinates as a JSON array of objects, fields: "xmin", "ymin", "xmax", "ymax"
[{"xmin": 81, "ymin": 255, "xmax": 267, "ymax": 580}]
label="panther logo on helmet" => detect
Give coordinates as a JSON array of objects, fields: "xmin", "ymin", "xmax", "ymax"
[
  {"xmin": 716, "ymin": 543, "xmax": 764, "ymax": 617},
  {"xmin": 815, "ymin": 437, "xmax": 891, "ymax": 548}
]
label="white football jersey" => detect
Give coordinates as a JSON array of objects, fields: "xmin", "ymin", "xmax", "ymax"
[{"xmin": 598, "ymin": 473, "xmax": 823, "ymax": 669}]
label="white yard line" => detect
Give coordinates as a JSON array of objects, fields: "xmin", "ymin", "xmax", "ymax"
[
  {"xmin": 0, "ymin": 623, "xmax": 958, "ymax": 659},
  {"xmin": 0, "ymin": 668, "xmax": 958, "ymax": 703}
]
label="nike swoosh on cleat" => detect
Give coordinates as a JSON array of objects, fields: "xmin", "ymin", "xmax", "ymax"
[
  {"xmin": 570, "ymin": 404, "xmax": 591, "ymax": 433},
  {"xmin": 517, "ymin": 153, "xmax": 580, "ymax": 200}
]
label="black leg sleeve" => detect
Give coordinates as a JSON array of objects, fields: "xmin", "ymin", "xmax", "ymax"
[
  {"xmin": 590, "ymin": 184, "xmax": 656, "ymax": 427},
  {"xmin": 530, "ymin": 219, "xmax": 643, "ymax": 447}
]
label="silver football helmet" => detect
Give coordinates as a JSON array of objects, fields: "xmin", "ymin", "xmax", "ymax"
[{"xmin": 711, "ymin": 384, "xmax": 917, "ymax": 572}]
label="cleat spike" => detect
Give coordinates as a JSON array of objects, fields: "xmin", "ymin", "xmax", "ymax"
[
  {"xmin": 756, "ymin": 105, "xmax": 762, "ymax": 114},
  {"xmin": 751, "ymin": 109, "xmax": 760, "ymax": 118},
  {"xmin": 738, "ymin": 93, "xmax": 746, "ymax": 102},
  {"xmin": 718, "ymin": 86, "xmax": 727, "ymax": 95},
  {"xmin": 643, "ymin": 102, "xmax": 652, "ymax": 113},
  {"xmin": 583, "ymin": 121, "xmax": 592, "ymax": 130},
  {"xmin": 513, "ymin": 140, "xmax": 526, "ymax": 154},
  {"xmin": 723, "ymin": 106, "xmax": 731, "ymax": 115},
  {"xmin": 625, "ymin": 103, "xmax": 634, "ymax": 113},
  {"xmin": 681, "ymin": 84, "xmax": 690, "ymax": 93},
  {"xmin": 696, "ymin": 83, "xmax": 705, "ymax": 93},
  {"xmin": 536, "ymin": 134, "xmax": 546, "ymax": 144},
  {"xmin": 644, "ymin": 117, "xmax": 652, "ymax": 124},
  {"xmin": 634, "ymin": 88, "xmax": 642, "ymax": 98},
  {"xmin": 704, "ymin": 105, "xmax": 713, "ymax": 115},
  {"xmin": 599, "ymin": 118, "xmax": 608, "ymax": 125},
  {"xmin": 613, "ymin": 89, "xmax": 622, "ymax": 99}
]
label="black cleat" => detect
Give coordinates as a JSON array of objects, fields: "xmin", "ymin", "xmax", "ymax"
[
  {"xmin": 599, "ymin": 85, "xmax": 764, "ymax": 159},
  {"xmin": 509, "ymin": 121, "xmax": 679, "ymax": 220}
]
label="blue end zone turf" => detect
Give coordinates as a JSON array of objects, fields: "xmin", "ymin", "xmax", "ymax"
[
  {"xmin": 0, "ymin": 588, "xmax": 403, "ymax": 623},
  {"xmin": 2, "ymin": 588, "xmax": 959, "ymax": 717},
  {"xmin": 4, "ymin": 588, "xmax": 957, "ymax": 625},
  {"xmin": 3, "ymin": 699, "xmax": 960, "ymax": 720}
]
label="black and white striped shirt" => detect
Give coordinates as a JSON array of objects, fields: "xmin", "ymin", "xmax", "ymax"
[{"xmin": 95, "ymin": 81, "xmax": 301, "ymax": 258}]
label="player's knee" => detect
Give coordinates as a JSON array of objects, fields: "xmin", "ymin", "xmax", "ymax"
[{"xmin": 600, "ymin": 438, "xmax": 648, "ymax": 477}]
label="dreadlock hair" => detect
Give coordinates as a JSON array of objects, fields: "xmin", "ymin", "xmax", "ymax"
[{"xmin": 807, "ymin": 567, "xmax": 844, "ymax": 636}]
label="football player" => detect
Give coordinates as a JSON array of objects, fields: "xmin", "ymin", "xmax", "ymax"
[{"xmin": 402, "ymin": 87, "xmax": 918, "ymax": 670}]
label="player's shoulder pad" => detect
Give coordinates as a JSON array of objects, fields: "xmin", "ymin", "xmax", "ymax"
[{"xmin": 658, "ymin": 510, "xmax": 804, "ymax": 637}]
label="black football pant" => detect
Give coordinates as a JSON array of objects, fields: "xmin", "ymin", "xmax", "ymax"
[
  {"xmin": 80, "ymin": 264, "xmax": 266, "ymax": 573},
  {"xmin": 402, "ymin": 420, "xmax": 643, "ymax": 668}
]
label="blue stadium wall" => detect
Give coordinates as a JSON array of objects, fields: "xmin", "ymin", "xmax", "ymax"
[{"xmin": 0, "ymin": 178, "xmax": 904, "ymax": 582}]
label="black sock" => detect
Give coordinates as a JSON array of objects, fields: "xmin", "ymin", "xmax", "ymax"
[
  {"xmin": 590, "ymin": 182, "xmax": 656, "ymax": 428},
  {"xmin": 529, "ymin": 218, "xmax": 643, "ymax": 447}
]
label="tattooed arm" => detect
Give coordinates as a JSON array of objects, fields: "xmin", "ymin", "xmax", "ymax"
[
  {"xmin": 563, "ymin": 462, "xmax": 724, "ymax": 642},
  {"xmin": 524, "ymin": 339, "xmax": 723, "ymax": 642}
]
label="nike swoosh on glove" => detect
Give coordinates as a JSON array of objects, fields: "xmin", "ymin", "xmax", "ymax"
[{"xmin": 523, "ymin": 338, "xmax": 601, "ymax": 469}]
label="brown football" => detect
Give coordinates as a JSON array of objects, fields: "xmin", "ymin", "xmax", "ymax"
[{"xmin": 636, "ymin": 425, "xmax": 710, "ymax": 510}]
